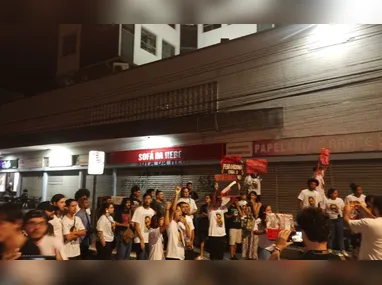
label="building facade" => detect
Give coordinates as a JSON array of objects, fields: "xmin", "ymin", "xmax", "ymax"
[{"xmin": 1, "ymin": 25, "xmax": 382, "ymax": 215}]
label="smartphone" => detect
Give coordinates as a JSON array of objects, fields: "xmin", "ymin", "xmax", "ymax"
[
  {"xmin": 19, "ymin": 255, "xmax": 56, "ymax": 260},
  {"xmin": 289, "ymin": 231, "xmax": 303, "ymax": 243}
]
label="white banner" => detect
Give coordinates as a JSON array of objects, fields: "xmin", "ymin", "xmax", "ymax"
[{"xmin": 88, "ymin": 151, "xmax": 105, "ymax": 175}]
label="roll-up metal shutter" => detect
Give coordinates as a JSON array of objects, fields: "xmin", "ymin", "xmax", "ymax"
[
  {"xmin": 260, "ymin": 163, "xmax": 278, "ymax": 211},
  {"xmin": 46, "ymin": 170, "xmax": 79, "ymax": 201},
  {"xmin": 275, "ymin": 162, "xmax": 333, "ymax": 216},
  {"xmin": 86, "ymin": 169, "xmax": 113, "ymax": 207},
  {"xmin": 21, "ymin": 172, "xmax": 43, "ymax": 199},
  {"xmin": 331, "ymin": 159, "xmax": 382, "ymax": 198},
  {"xmin": 116, "ymin": 165, "xmax": 219, "ymax": 205}
]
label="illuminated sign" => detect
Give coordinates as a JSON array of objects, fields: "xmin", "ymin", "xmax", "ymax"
[
  {"xmin": 0, "ymin": 160, "xmax": 18, "ymax": 169},
  {"xmin": 138, "ymin": 150, "xmax": 182, "ymax": 162}
]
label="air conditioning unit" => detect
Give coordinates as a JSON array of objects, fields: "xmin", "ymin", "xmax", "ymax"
[{"xmin": 113, "ymin": 62, "xmax": 130, "ymax": 72}]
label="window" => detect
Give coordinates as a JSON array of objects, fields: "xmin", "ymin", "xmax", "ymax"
[
  {"xmin": 168, "ymin": 24, "xmax": 176, "ymax": 29},
  {"xmin": 203, "ymin": 24, "xmax": 222, "ymax": 33},
  {"xmin": 62, "ymin": 33, "xmax": 77, "ymax": 56},
  {"xmin": 257, "ymin": 24, "xmax": 274, "ymax": 32},
  {"xmin": 122, "ymin": 24, "xmax": 134, "ymax": 34},
  {"xmin": 162, "ymin": 40, "xmax": 175, "ymax": 59},
  {"xmin": 141, "ymin": 28, "xmax": 157, "ymax": 55}
]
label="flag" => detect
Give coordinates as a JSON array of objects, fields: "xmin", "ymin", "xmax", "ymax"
[
  {"xmin": 319, "ymin": 148, "xmax": 330, "ymax": 165},
  {"xmin": 246, "ymin": 159, "xmax": 268, "ymax": 174}
]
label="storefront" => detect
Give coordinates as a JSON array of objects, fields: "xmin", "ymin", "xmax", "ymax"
[
  {"xmin": 248, "ymin": 131, "xmax": 382, "ymax": 215},
  {"xmin": 108, "ymin": 144, "xmax": 224, "ymax": 202}
]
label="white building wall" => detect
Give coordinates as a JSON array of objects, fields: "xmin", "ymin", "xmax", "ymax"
[
  {"xmin": 197, "ymin": 24, "xmax": 258, "ymax": 49},
  {"xmin": 133, "ymin": 24, "xmax": 181, "ymax": 66}
]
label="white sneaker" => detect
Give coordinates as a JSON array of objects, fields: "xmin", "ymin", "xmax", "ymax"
[
  {"xmin": 195, "ymin": 256, "xmax": 204, "ymax": 260},
  {"xmin": 341, "ymin": 250, "xmax": 349, "ymax": 257}
]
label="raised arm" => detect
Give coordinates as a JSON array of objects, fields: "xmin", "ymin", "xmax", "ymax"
[
  {"xmin": 171, "ymin": 186, "xmax": 181, "ymax": 215},
  {"xmin": 160, "ymin": 201, "xmax": 172, "ymax": 233}
]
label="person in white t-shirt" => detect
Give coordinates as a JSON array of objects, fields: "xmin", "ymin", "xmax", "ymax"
[
  {"xmin": 345, "ymin": 183, "xmax": 366, "ymax": 258},
  {"xmin": 62, "ymin": 199, "xmax": 86, "ymax": 260},
  {"xmin": 297, "ymin": 178, "xmax": 324, "ymax": 210},
  {"xmin": 324, "ymin": 188, "xmax": 347, "ymax": 256},
  {"xmin": 148, "ymin": 201, "xmax": 172, "ymax": 260},
  {"xmin": 23, "ymin": 210, "xmax": 68, "ymax": 260},
  {"xmin": 208, "ymin": 185, "xmax": 234, "ymax": 260},
  {"xmin": 96, "ymin": 202, "xmax": 116, "ymax": 260},
  {"xmin": 166, "ymin": 186, "xmax": 190, "ymax": 260},
  {"xmin": 344, "ymin": 196, "xmax": 382, "ymax": 260},
  {"xmin": 313, "ymin": 165, "xmax": 327, "ymax": 200},
  {"xmin": 178, "ymin": 187, "xmax": 198, "ymax": 219},
  {"xmin": 177, "ymin": 202, "xmax": 196, "ymax": 260},
  {"xmin": 49, "ymin": 194, "xmax": 66, "ymax": 242},
  {"xmin": 131, "ymin": 193, "xmax": 155, "ymax": 260}
]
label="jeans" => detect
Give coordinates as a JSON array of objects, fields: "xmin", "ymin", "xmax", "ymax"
[
  {"xmin": 117, "ymin": 238, "xmax": 132, "ymax": 260},
  {"xmin": 328, "ymin": 217, "xmax": 344, "ymax": 251},
  {"xmin": 258, "ymin": 247, "xmax": 272, "ymax": 260},
  {"xmin": 134, "ymin": 243, "xmax": 150, "ymax": 260},
  {"xmin": 96, "ymin": 241, "xmax": 114, "ymax": 260}
]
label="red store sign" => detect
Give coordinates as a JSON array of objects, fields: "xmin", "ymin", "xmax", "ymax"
[{"xmin": 109, "ymin": 144, "xmax": 224, "ymax": 164}]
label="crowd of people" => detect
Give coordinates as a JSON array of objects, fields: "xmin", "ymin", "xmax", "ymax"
[{"xmin": 1, "ymin": 171, "xmax": 382, "ymax": 261}]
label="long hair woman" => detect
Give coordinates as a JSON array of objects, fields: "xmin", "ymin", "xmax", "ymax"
[
  {"xmin": 96, "ymin": 202, "xmax": 115, "ymax": 260},
  {"xmin": 254, "ymin": 204, "xmax": 274, "ymax": 260},
  {"xmin": 114, "ymin": 198, "xmax": 133, "ymax": 260},
  {"xmin": 148, "ymin": 202, "xmax": 171, "ymax": 260}
]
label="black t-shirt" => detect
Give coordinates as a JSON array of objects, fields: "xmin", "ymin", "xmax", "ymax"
[
  {"xmin": 0, "ymin": 237, "xmax": 40, "ymax": 260},
  {"xmin": 190, "ymin": 191, "xmax": 199, "ymax": 201},
  {"xmin": 198, "ymin": 204, "xmax": 209, "ymax": 231},
  {"xmin": 227, "ymin": 206, "xmax": 242, "ymax": 229},
  {"xmin": 151, "ymin": 200, "xmax": 166, "ymax": 216},
  {"xmin": 298, "ymin": 250, "xmax": 345, "ymax": 260}
]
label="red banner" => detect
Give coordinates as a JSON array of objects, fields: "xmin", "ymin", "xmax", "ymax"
[
  {"xmin": 246, "ymin": 159, "xmax": 268, "ymax": 174},
  {"xmin": 214, "ymin": 175, "xmax": 241, "ymax": 198},
  {"xmin": 108, "ymin": 144, "xmax": 224, "ymax": 164},
  {"xmin": 319, "ymin": 148, "xmax": 330, "ymax": 165}
]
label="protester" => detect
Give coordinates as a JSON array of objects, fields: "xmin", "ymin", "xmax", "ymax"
[
  {"xmin": 166, "ymin": 186, "xmax": 190, "ymax": 260},
  {"xmin": 36, "ymin": 201, "xmax": 56, "ymax": 236},
  {"xmin": 186, "ymin": 182, "xmax": 199, "ymax": 201},
  {"xmin": 146, "ymin": 189, "xmax": 156, "ymax": 199},
  {"xmin": 178, "ymin": 202, "xmax": 195, "ymax": 260},
  {"xmin": 344, "ymin": 196, "xmax": 382, "ymax": 260},
  {"xmin": 208, "ymin": 185, "xmax": 234, "ymax": 260},
  {"xmin": 270, "ymin": 207, "xmax": 345, "ymax": 260},
  {"xmin": 75, "ymin": 197, "xmax": 93, "ymax": 260},
  {"xmin": 148, "ymin": 202, "xmax": 171, "ymax": 260},
  {"xmin": 178, "ymin": 187, "xmax": 198, "ymax": 219},
  {"xmin": 74, "ymin": 188, "xmax": 91, "ymax": 215},
  {"xmin": 241, "ymin": 204, "xmax": 258, "ymax": 260},
  {"xmin": 313, "ymin": 165, "xmax": 328, "ymax": 201},
  {"xmin": 297, "ymin": 178, "xmax": 323, "ymax": 210},
  {"xmin": 62, "ymin": 199, "xmax": 86, "ymax": 260},
  {"xmin": 23, "ymin": 210, "xmax": 67, "ymax": 260},
  {"xmin": 96, "ymin": 202, "xmax": 116, "ymax": 260},
  {"xmin": 114, "ymin": 198, "xmax": 134, "ymax": 260},
  {"xmin": 50, "ymin": 194, "xmax": 66, "ymax": 241},
  {"xmin": 0, "ymin": 203, "xmax": 40, "ymax": 260},
  {"xmin": 195, "ymin": 194, "xmax": 212, "ymax": 260},
  {"xmin": 254, "ymin": 205, "xmax": 274, "ymax": 260},
  {"xmin": 131, "ymin": 193, "xmax": 155, "ymax": 260},
  {"xmin": 248, "ymin": 191, "xmax": 262, "ymax": 218},
  {"xmin": 130, "ymin": 185, "xmax": 142, "ymax": 206},
  {"xmin": 345, "ymin": 183, "xmax": 366, "ymax": 258},
  {"xmin": 225, "ymin": 199, "xmax": 243, "ymax": 260},
  {"xmin": 151, "ymin": 190, "xmax": 166, "ymax": 216}
]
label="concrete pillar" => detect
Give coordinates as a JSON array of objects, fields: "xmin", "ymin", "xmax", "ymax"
[
  {"xmin": 42, "ymin": 172, "xmax": 48, "ymax": 201},
  {"xmin": 112, "ymin": 169, "xmax": 117, "ymax": 196}
]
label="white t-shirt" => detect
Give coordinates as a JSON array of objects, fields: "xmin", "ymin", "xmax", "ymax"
[
  {"xmin": 49, "ymin": 215, "xmax": 63, "ymax": 242},
  {"xmin": 313, "ymin": 171, "xmax": 325, "ymax": 197},
  {"xmin": 348, "ymin": 218, "xmax": 382, "ymax": 260},
  {"xmin": 324, "ymin": 197, "xmax": 345, "ymax": 219},
  {"xmin": 208, "ymin": 208, "xmax": 228, "ymax": 237},
  {"xmin": 96, "ymin": 215, "xmax": 115, "ymax": 242},
  {"xmin": 166, "ymin": 220, "xmax": 185, "ymax": 260},
  {"xmin": 149, "ymin": 228, "xmax": 164, "ymax": 260},
  {"xmin": 345, "ymin": 194, "xmax": 366, "ymax": 219},
  {"xmin": 253, "ymin": 218, "xmax": 275, "ymax": 251},
  {"xmin": 131, "ymin": 206, "xmax": 155, "ymax": 244},
  {"xmin": 36, "ymin": 235, "xmax": 68, "ymax": 260},
  {"xmin": 298, "ymin": 189, "xmax": 323, "ymax": 208},
  {"xmin": 178, "ymin": 198, "xmax": 198, "ymax": 218},
  {"xmin": 239, "ymin": 200, "xmax": 248, "ymax": 208},
  {"xmin": 62, "ymin": 215, "xmax": 85, "ymax": 258}
]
